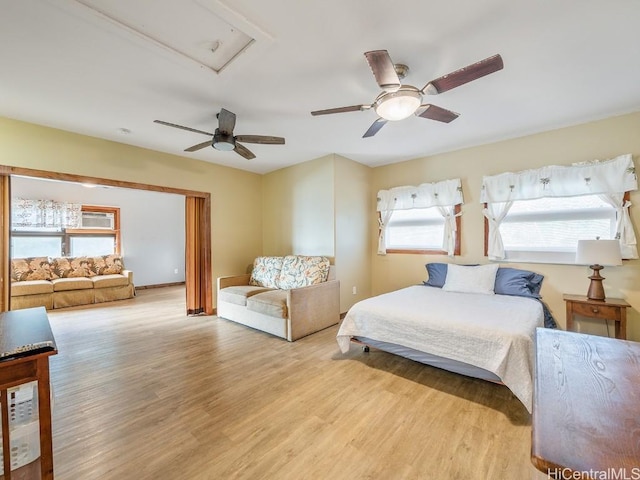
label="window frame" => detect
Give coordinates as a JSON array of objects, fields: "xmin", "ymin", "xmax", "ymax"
[
  {"xmin": 382, "ymin": 204, "xmax": 461, "ymax": 255},
  {"xmin": 66, "ymin": 205, "xmax": 121, "ymax": 255}
]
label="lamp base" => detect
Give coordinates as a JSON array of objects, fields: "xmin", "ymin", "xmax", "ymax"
[{"xmin": 586, "ymin": 264, "xmax": 606, "ymax": 301}]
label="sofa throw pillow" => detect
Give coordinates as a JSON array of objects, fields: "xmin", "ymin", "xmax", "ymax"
[
  {"xmin": 277, "ymin": 255, "xmax": 330, "ymax": 289},
  {"xmin": 51, "ymin": 256, "xmax": 95, "ymax": 279},
  {"xmin": 91, "ymin": 254, "xmax": 124, "ymax": 275},
  {"xmin": 442, "ymin": 264, "xmax": 499, "ymax": 295},
  {"xmin": 249, "ymin": 256, "xmax": 283, "ymax": 288},
  {"xmin": 494, "ymin": 267, "xmax": 544, "ymax": 298},
  {"xmin": 11, "ymin": 257, "xmax": 53, "ymax": 281}
]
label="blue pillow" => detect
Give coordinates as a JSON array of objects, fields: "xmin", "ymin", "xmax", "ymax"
[
  {"xmin": 494, "ymin": 267, "xmax": 544, "ymax": 298},
  {"xmin": 423, "ymin": 263, "xmax": 448, "ymax": 288}
]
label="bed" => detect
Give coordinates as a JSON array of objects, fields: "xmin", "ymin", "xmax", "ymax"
[{"xmin": 336, "ymin": 264, "xmax": 554, "ymax": 413}]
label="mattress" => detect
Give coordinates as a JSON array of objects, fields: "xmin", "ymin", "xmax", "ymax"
[{"xmin": 336, "ymin": 285, "xmax": 544, "ymax": 412}]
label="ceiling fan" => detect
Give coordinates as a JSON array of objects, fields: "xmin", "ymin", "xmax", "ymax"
[
  {"xmin": 311, "ymin": 51, "xmax": 503, "ymax": 138},
  {"xmin": 154, "ymin": 108, "xmax": 285, "ymax": 160}
]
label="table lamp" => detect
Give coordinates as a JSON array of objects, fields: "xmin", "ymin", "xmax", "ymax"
[{"xmin": 575, "ymin": 239, "xmax": 622, "ymax": 301}]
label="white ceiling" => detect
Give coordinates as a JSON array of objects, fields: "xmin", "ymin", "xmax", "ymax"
[{"xmin": 1, "ymin": 0, "xmax": 639, "ymax": 175}]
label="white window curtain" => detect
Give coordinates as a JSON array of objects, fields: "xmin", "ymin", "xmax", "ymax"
[
  {"xmin": 483, "ymin": 201, "xmax": 513, "ymax": 261},
  {"xmin": 480, "ymin": 153, "xmax": 638, "ymax": 259},
  {"xmin": 376, "ymin": 190, "xmax": 396, "ymax": 255},
  {"xmin": 12, "ymin": 198, "xmax": 82, "ymax": 229},
  {"xmin": 598, "ymin": 193, "xmax": 638, "ymax": 258},
  {"xmin": 377, "ymin": 178, "xmax": 464, "ymax": 255}
]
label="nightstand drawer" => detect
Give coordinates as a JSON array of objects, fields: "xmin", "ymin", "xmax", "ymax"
[{"xmin": 571, "ymin": 302, "xmax": 619, "ymax": 319}]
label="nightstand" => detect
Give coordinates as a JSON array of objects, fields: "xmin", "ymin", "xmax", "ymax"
[{"xmin": 563, "ymin": 294, "xmax": 630, "ymax": 340}]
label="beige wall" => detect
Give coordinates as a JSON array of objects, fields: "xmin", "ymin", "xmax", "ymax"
[
  {"xmin": 371, "ymin": 111, "xmax": 640, "ymax": 341},
  {"xmin": 334, "ymin": 155, "xmax": 373, "ymax": 312},
  {"xmin": 0, "ymin": 116, "xmax": 264, "ymax": 305},
  {"xmin": 263, "ymin": 154, "xmax": 373, "ymax": 313},
  {"xmin": 262, "ymin": 155, "xmax": 335, "ymax": 257}
]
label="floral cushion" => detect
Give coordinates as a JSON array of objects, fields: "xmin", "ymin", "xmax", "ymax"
[
  {"xmin": 91, "ymin": 254, "xmax": 124, "ymax": 275},
  {"xmin": 50, "ymin": 256, "xmax": 95, "ymax": 278},
  {"xmin": 249, "ymin": 256, "xmax": 284, "ymax": 288},
  {"xmin": 11, "ymin": 257, "xmax": 53, "ymax": 281},
  {"xmin": 277, "ymin": 255, "xmax": 330, "ymax": 289}
]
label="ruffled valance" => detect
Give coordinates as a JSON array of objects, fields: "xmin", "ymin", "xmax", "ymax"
[
  {"xmin": 377, "ymin": 178, "xmax": 464, "ymax": 211},
  {"xmin": 480, "ymin": 153, "xmax": 636, "ymax": 203}
]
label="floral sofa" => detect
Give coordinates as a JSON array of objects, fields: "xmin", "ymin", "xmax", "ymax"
[
  {"xmin": 10, "ymin": 255, "xmax": 135, "ymax": 310},
  {"xmin": 217, "ymin": 255, "xmax": 340, "ymax": 341}
]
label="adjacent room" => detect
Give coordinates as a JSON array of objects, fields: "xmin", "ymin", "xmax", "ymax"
[
  {"xmin": 0, "ymin": 1, "xmax": 638, "ymax": 479},
  {"xmin": 9, "ymin": 175, "xmax": 186, "ymax": 310}
]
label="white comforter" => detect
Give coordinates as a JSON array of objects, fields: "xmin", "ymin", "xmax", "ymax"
[{"xmin": 336, "ymin": 285, "xmax": 544, "ymax": 412}]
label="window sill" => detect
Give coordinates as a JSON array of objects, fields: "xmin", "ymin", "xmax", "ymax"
[{"xmin": 386, "ymin": 248, "xmax": 452, "ymax": 255}]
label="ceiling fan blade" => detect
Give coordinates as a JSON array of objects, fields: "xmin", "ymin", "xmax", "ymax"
[
  {"xmin": 363, "ymin": 118, "xmax": 388, "ymax": 138},
  {"xmin": 234, "ymin": 142, "xmax": 256, "ymax": 160},
  {"xmin": 421, "ymin": 54, "xmax": 504, "ymax": 95},
  {"xmin": 184, "ymin": 140, "xmax": 213, "ymax": 152},
  {"xmin": 416, "ymin": 104, "xmax": 460, "ymax": 123},
  {"xmin": 364, "ymin": 50, "xmax": 401, "ymax": 92},
  {"xmin": 235, "ymin": 135, "xmax": 285, "ymax": 145},
  {"xmin": 311, "ymin": 105, "xmax": 370, "ymax": 116},
  {"xmin": 218, "ymin": 108, "xmax": 236, "ymax": 135},
  {"xmin": 153, "ymin": 120, "xmax": 213, "ymax": 137}
]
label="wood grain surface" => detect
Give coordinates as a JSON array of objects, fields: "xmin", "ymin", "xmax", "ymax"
[{"xmin": 532, "ymin": 328, "xmax": 640, "ymax": 477}]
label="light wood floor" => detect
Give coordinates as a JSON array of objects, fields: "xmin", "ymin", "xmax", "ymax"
[{"xmin": 46, "ymin": 286, "xmax": 544, "ymax": 479}]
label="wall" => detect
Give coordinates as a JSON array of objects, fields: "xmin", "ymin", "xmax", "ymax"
[
  {"xmin": 262, "ymin": 155, "xmax": 335, "ymax": 257},
  {"xmin": 371, "ymin": 111, "xmax": 640, "ymax": 341},
  {"xmin": 0, "ymin": 116, "xmax": 263, "ymax": 304},
  {"xmin": 11, "ymin": 176, "xmax": 185, "ymax": 287},
  {"xmin": 334, "ymin": 155, "xmax": 373, "ymax": 312},
  {"xmin": 262, "ymin": 154, "xmax": 373, "ymax": 313}
]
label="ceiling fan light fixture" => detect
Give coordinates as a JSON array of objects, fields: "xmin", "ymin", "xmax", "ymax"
[
  {"xmin": 374, "ymin": 87, "xmax": 422, "ymax": 121},
  {"xmin": 212, "ymin": 131, "xmax": 235, "ymax": 151}
]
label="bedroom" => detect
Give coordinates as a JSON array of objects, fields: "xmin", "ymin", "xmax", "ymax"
[{"xmin": 0, "ymin": 1, "xmax": 639, "ymax": 478}]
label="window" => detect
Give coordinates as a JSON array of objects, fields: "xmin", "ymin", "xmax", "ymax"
[
  {"xmin": 64, "ymin": 206, "xmax": 120, "ymax": 256},
  {"xmin": 496, "ymin": 195, "xmax": 617, "ymax": 263},
  {"xmin": 377, "ymin": 178, "xmax": 464, "ymax": 256},
  {"xmin": 10, "ymin": 204, "xmax": 120, "ymax": 258},
  {"xmin": 481, "ymin": 154, "xmax": 637, "ymax": 262},
  {"xmin": 385, "ymin": 205, "xmax": 461, "ymax": 254},
  {"xmin": 68, "ymin": 235, "xmax": 116, "ymax": 256},
  {"xmin": 11, "ymin": 234, "xmax": 63, "ymax": 258}
]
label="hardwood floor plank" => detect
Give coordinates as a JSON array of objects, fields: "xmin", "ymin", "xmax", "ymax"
[{"xmin": 45, "ymin": 286, "xmax": 540, "ymax": 479}]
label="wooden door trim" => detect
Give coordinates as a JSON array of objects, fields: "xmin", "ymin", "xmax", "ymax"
[{"xmin": 0, "ymin": 165, "xmax": 209, "ymax": 198}]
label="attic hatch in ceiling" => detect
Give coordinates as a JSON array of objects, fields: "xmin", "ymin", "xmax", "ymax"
[{"xmin": 73, "ymin": 0, "xmax": 258, "ymax": 73}]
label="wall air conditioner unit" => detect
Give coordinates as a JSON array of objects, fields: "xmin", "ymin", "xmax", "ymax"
[{"xmin": 80, "ymin": 212, "xmax": 114, "ymax": 229}]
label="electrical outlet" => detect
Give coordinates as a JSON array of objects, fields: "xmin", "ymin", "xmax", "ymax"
[{"xmin": 352, "ymin": 286, "xmax": 357, "ymax": 295}]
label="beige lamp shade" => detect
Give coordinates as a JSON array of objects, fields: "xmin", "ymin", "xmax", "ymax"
[{"xmin": 575, "ymin": 239, "xmax": 622, "ymax": 266}]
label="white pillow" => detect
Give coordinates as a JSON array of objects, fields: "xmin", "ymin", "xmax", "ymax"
[{"xmin": 442, "ymin": 264, "xmax": 499, "ymax": 295}]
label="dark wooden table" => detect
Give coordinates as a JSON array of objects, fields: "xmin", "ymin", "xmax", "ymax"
[
  {"xmin": 531, "ymin": 328, "xmax": 640, "ymax": 479},
  {"xmin": 563, "ymin": 294, "xmax": 630, "ymax": 340},
  {"xmin": 0, "ymin": 307, "xmax": 57, "ymax": 480}
]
